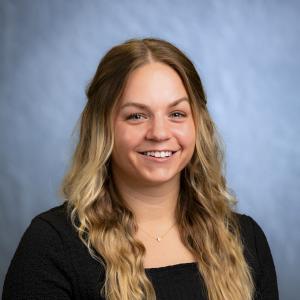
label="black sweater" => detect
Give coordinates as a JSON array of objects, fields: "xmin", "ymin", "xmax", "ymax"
[{"xmin": 2, "ymin": 202, "xmax": 279, "ymax": 300}]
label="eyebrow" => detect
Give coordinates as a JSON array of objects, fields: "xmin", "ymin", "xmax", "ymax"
[{"xmin": 120, "ymin": 97, "xmax": 189, "ymax": 110}]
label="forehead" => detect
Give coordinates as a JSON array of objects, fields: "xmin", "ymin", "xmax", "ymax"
[{"xmin": 118, "ymin": 62, "xmax": 189, "ymax": 108}]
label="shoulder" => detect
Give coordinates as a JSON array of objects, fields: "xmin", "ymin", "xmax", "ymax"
[
  {"xmin": 16, "ymin": 201, "xmax": 80, "ymax": 252},
  {"xmin": 34, "ymin": 201, "xmax": 71, "ymax": 228},
  {"xmin": 233, "ymin": 212, "xmax": 271, "ymax": 255},
  {"xmin": 3, "ymin": 202, "xmax": 106, "ymax": 299},
  {"xmin": 232, "ymin": 212, "xmax": 279, "ymax": 299},
  {"xmin": 6, "ymin": 201, "xmax": 79, "ymax": 273},
  {"xmin": 24, "ymin": 201, "xmax": 95, "ymax": 263},
  {"xmin": 232, "ymin": 212, "xmax": 272, "ymax": 262},
  {"xmin": 3, "ymin": 202, "xmax": 75, "ymax": 298},
  {"xmin": 30, "ymin": 201, "xmax": 104, "ymax": 269},
  {"xmin": 32, "ymin": 201, "xmax": 75, "ymax": 238}
]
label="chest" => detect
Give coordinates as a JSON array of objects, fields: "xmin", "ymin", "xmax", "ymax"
[{"xmin": 135, "ymin": 228, "xmax": 196, "ymax": 268}]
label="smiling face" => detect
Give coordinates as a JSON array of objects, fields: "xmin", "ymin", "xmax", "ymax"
[{"xmin": 111, "ymin": 62, "xmax": 196, "ymax": 187}]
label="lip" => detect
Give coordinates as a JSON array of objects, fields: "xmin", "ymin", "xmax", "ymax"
[
  {"xmin": 138, "ymin": 150, "xmax": 178, "ymax": 153},
  {"xmin": 137, "ymin": 150, "xmax": 179, "ymax": 163}
]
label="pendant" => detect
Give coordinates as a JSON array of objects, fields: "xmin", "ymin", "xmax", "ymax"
[{"xmin": 156, "ymin": 237, "xmax": 161, "ymax": 242}]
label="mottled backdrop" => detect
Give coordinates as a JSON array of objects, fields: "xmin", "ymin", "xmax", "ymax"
[{"xmin": 1, "ymin": 0, "xmax": 299, "ymax": 299}]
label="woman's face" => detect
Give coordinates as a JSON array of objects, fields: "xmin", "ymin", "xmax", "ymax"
[{"xmin": 111, "ymin": 62, "xmax": 196, "ymax": 186}]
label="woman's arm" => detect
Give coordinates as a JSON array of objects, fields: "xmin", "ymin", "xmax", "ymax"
[{"xmin": 2, "ymin": 217, "xmax": 73, "ymax": 299}]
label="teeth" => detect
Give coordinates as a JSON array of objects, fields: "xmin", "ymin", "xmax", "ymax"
[{"xmin": 142, "ymin": 151, "xmax": 173, "ymax": 158}]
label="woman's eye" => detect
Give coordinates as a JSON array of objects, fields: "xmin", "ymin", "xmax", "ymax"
[
  {"xmin": 171, "ymin": 112, "xmax": 186, "ymax": 118},
  {"xmin": 126, "ymin": 112, "xmax": 186, "ymax": 121},
  {"xmin": 126, "ymin": 113, "xmax": 145, "ymax": 120}
]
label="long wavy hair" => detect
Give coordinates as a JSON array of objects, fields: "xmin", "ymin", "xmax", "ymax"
[{"xmin": 60, "ymin": 37, "xmax": 255, "ymax": 300}]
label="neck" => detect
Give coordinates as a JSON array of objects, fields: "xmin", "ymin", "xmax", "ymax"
[{"xmin": 111, "ymin": 170, "xmax": 180, "ymax": 227}]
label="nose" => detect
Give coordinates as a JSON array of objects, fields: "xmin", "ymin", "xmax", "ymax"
[{"xmin": 145, "ymin": 116, "xmax": 172, "ymax": 141}]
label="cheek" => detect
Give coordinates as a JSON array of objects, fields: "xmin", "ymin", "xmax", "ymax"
[
  {"xmin": 114, "ymin": 123, "xmax": 144, "ymax": 151},
  {"xmin": 173, "ymin": 121, "xmax": 196, "ymax": 148}
]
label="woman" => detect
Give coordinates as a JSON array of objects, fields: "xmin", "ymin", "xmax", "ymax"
[{"xmin": 3, "ymin": 38, "xmax": 279, "ymax": 300}]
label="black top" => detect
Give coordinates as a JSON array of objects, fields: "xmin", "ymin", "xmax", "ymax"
[{"xmin": 2, "ymin": 202, "xmax": 279, "ymax": 300}]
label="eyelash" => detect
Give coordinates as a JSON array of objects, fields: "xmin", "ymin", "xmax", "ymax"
[{"xmin": 126, "ymin": 112, "xmax": 186, "ymax": 120}]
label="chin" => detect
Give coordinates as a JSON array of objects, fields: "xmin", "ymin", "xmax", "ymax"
[{"xmin": 138, "ymin": 172, "xmax": 179, "ymax": 184}]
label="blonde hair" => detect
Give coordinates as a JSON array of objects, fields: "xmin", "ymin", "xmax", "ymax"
[{"xmin": 60, "ymin": 37, "xmax": 255, "ymax": 300}]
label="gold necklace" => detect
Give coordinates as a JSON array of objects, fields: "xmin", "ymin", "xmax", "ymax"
[{"xmin": 138, "ymin": 221, "xmax": 177, "ymax": 242}]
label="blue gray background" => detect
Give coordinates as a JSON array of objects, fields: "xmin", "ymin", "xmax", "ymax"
[{"xmin": 1, "ymin": 0, "xmax": 299, "ymax": 298}]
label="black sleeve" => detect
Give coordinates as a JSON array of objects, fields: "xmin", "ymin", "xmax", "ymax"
[
  {"xmin": 248, "ymin": 216, "xmax": 279, "ymax": 300},
  {"xmin": 2, "ymin": 217, "xmax": 73, "ymax": 299}
]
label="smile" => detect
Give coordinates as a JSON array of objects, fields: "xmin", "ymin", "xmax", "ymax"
[{"xmin": 137, "ymin": 150, "xmax": 179, "ymax": 162}]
